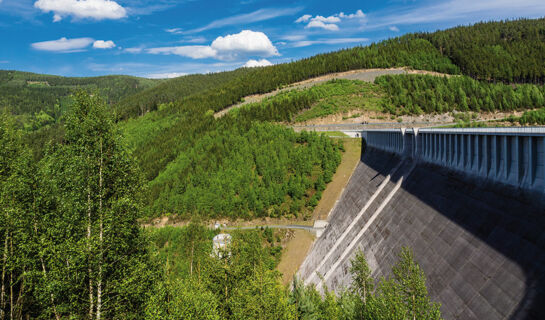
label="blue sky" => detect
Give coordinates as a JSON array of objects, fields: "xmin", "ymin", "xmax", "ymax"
[{"xmin": 0, "ymin": 0, "xmax": 544, "ymax": 78}]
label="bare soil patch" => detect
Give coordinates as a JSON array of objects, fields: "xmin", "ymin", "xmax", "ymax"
[
  {"xmin": 214, "ymin": 67, "xmax": 452, "ymax": 118},
  {"xmin": 276, "ymin": 229, "xmax": 315, "ymax": 285},
  {"xmin": 312, "ymin": 138, "xmax": 361, "ymax": 220}
]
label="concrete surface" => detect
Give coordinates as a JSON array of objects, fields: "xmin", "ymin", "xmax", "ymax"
[{"xmin": 299, "ymin": 143, "xmax": 545, "ymax": 319}]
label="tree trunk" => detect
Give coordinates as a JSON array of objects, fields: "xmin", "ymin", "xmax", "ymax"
[
  {"xmin": 15, "ymin": 268, "xmax": 25, "ymax": 320},
  {"xmin": 9, "ymin": 237, "xmax": 13, "ymax": 320},
  {"xmin": 87, "ymin": 154, "xmax": 94, "ymax": 320},
  {"xmin": 1, "ymin": 234, "xmax": 7, "ymax": 320},
  {"xmin": 40, "ymin": 258, "xmax": 60, "ymax": 320},
  {"xmin": 190, "ymin": 241, "xmax": 194, "ymax": 276},
  {"xmin": 32, "ymin": 204, "xmax": 60, "ymax": 320},
  {"xmin": 96, "ymin": 139, "xmax": 104, "ymax": 320}
]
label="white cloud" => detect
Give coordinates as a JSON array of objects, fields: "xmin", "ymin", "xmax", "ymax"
[
  {"xmin": 181, "ymin": 36, "xmax": 207, "ymax": 44},
  {"xmin": 295, "ymin": 9, "xmax": 365, "ymax": 31},
  {"xmin": 291, "ymin": 37, "xmax": 369, "ymax": 48},
  {"xmin": 166, "ymin": 28, "xmax": 183, "ymax": 34},
  {"xmin": 311, "ymin": 15, "xmax": 341, "ymax": 23},
  {"xmin": 339, "ymin": 10, "xmax": 365, "ymax": 19},
  {"xmin": 34, "ymin": 0, "xmax": 127, "ymax": 21},
  {"xmin": 389, "ymin": 26, "xmax": 399, "ymax": 32},
  {"xmin": 31, "ymin": 37, "xmax": 94, "ymax": 52},
  {"xmin": 367, "ymin": 0, "xmax": 545, "ymax": 30},
  {"xmin": 124, "ymin": 47, "xmax": 143, "ymax": 53},
  {"xmin": 184, "ymin": 7, "xmax": 302, "ymax": 34},
  {"xmin": 147, "ymin": 30, "xmax": 279, "ymax": 61},
  {"xmin": 147, "ymin": 72, "xmax": 187, "ymax": 79},
  {"xmin": 93, "ymin": 40, "xmax": 116, "ymax": 49},
  {"xmin": 295, "ymin": 14, "xmax": 312, "ymax": 23},
  {"xmin": 244, "ymin": 59, "xmax": 273, "ymax": 68},
  {"xmin": 281, "ymin": 34, "xmax": 306, "ymax": 41},
  {"xmin": 305, "ymin": 20, "xmax": 339, "ymax": 31},
  {"xmin": 147, "ymin": 45, "xmax": 217, "ymax": 59},
  {"xmin": 211, "ymin": 30, "xmax": 278, "ymax": 59}
]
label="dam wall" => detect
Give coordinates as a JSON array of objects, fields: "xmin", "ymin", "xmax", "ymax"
[{"xmin": 299, "ymin": 128, "xmax": 545, "ymax": 320}]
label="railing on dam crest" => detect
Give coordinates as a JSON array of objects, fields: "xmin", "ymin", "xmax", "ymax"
[{"xmin": 361, "ymin": 127, "xmax": 545, "ymax": 192}]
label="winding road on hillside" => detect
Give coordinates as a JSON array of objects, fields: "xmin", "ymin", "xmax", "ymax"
[{"xmin": 214, "ymin": 67, "xmax": 452, "ymax": 118}]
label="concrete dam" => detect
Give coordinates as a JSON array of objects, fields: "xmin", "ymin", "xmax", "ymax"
[{"xmin": 298, "ymin": 128, "xmax": 545, "ymax": 320}]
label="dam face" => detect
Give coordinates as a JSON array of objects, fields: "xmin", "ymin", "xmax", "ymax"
[{"xmin": 299, "ymin": 128, "xmax": 545, "ymax": 320}]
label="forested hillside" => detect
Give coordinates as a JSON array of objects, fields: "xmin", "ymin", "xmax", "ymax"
[
  {"xmin": 116, "ymin": 37, "xmax": 459, "ymax": 120},
  {"xmin": 376, "ymin": 74, "xmax": 545, "ymax": 115},
  {"xmin": 0, "ymin": 70, "xmax": 159, "ymax": 130},
  {"xmin": 1, "ymin": 97, "xmax": 442, "ymax": 319},
  {"xmin": 5, "ymin": 18, "xmax": 545, "ymax": 220},
  {"xmin": 421, "ymin": 18, "xmax": 545, "ymax": 83}
]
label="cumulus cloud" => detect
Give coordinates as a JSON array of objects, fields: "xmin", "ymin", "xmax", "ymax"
[
  {"xmin": 306, "ymin": 20, "xmax": 339, "ymax": 31},
  {"xmin": 339, "ymin": 10, "xmax": 365, "ymax": 19},
  {"xmin": 295, "ymin": 14, "xmax": 311, "ymax": 23},
  {"xmin": 311, "ymin": 15, "xmax": 341, "ymax": 23},
  {"xmin": 147, "ymin": 72, "xmax": 187, "ymax": 79},
  {"xmin": 147, "ymin": 30, "xmax": 279, "ymax": 61},
  {"xmin": 211, "ymin": 30, "xmax": 278, "ymax": 59},
  {"xmin": 34, "ymin": 0, "xmax": 127, "ymax": 21},
  {"xmin": 93, "ymin": 40, "xmax": 116, "ymax": 49},
  {"xmin": 31, "ymin": 37, "xmax": 94, "ymax": 52},
  {"xmin": 244, "ymin": 59, "xmax": 273, "ymax": 68},
  {"xmin": 296, "ymin": 9, "xmax": 365, "ymax": 31}
]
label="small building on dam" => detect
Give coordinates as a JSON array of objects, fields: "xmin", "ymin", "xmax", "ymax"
[{"xmin": 299, "ymin": 127, "xmax": 545, "ymax": 320}]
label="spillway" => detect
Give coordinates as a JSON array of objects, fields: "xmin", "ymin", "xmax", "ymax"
[{"xmin": 299, "ymin": 128, "xmax": 545, "ymax": 320}]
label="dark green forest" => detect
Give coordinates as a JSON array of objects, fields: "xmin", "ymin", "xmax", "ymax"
[
  {"xmin": 146, "ymin": 121, "xmax": 342, "ymax": 219},
  {"xmin": 0, "ymin": 70, "xmax": 158, "ymax": 130},
  {"xmin": 375, "ymin": 74, "xmax": 545, "ymax": 115},
  {"xmin": 420, "ymin": 18, "xmax": 545, "ymax": 83}
]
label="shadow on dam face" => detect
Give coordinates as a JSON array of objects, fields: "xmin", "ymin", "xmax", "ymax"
[{"xmin": 299, "ymin": 139, "xmax": 545, "ymax": 320}]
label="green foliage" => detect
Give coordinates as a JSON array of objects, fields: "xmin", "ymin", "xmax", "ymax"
[
  {"xmin": 0, "ymin": 70, "xmax": 159, "ymax": 131},
  {"xmin": 291, "ymin": 248, "xmax": 442, "ymax": 320},
  {"xmin": 115, "ymin": 37, "xmax": 458, "ymax": 120},
  {"xmin": 115, "ymin": 69, "xmax": 250, "ymax": 119},
  {"xmin": 231, "ymin": 79, "xmax": 384, "ymax": 123},
  {"xmin": 520, "ymin": 108, "xmax": 545, "ymax": 125},
  {"xmin": 0, "ymin": 92, "xmax": 156, "ymax": 319},
  {"xmin": 421, "ymin": 18, "xmax": 545, "ymax": 83},
  {"xmin": 146, "ymin": 225, "xmax": 293, "ymax": 319},
  {"xmin": 376, "ymin": 74, "xmax": 545, "ymax": 115},
  {"xmin": 143, "ymin": 120, "xmax": 342, "ymax": 219},
  {"xmin": 363, "ymin": 248, "xmax": 441, "ymax": 320}
]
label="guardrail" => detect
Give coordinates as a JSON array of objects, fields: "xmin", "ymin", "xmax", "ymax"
[{"xmin": 361, "ymin": 128, "xmax": 545, "ymax": 192}]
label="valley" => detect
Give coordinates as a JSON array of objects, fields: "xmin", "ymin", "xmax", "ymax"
[{"xmin": 2, "ymin": 16, "xmax": 545, "ymax": 320}]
